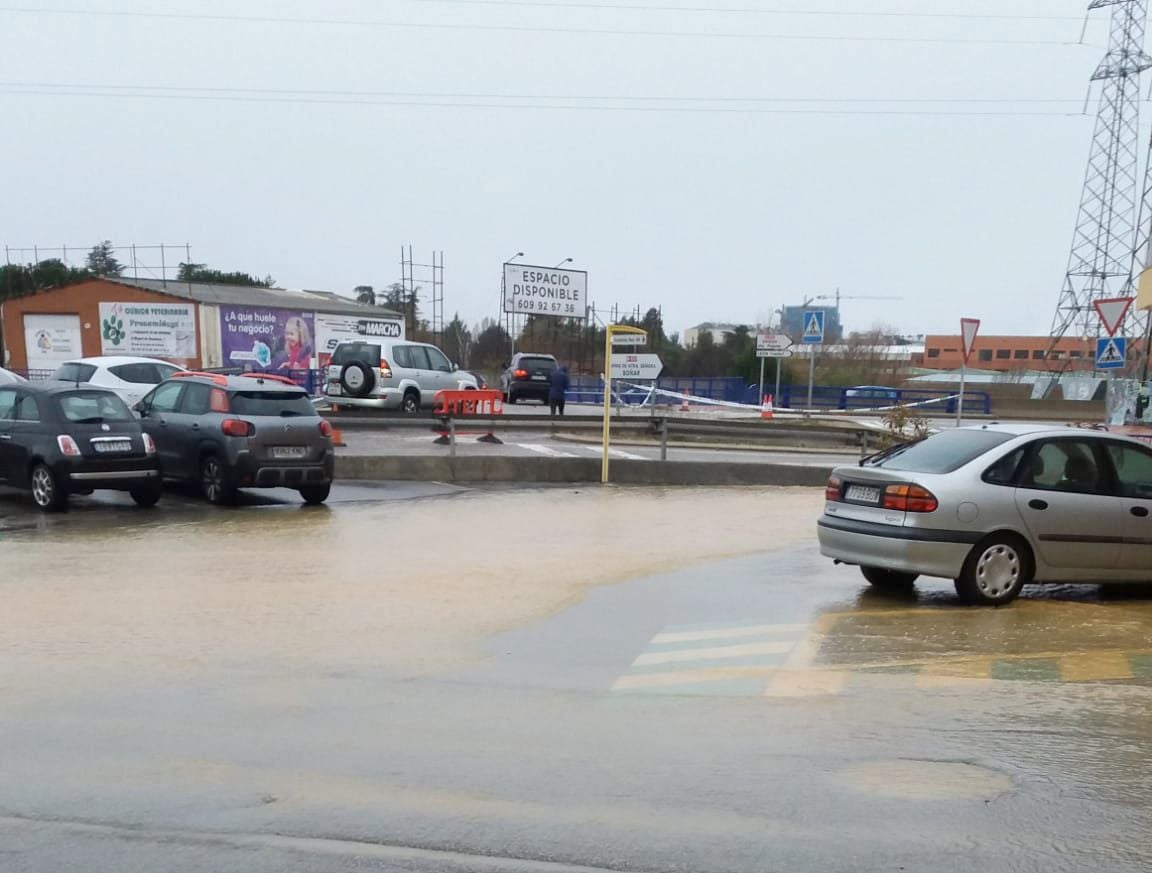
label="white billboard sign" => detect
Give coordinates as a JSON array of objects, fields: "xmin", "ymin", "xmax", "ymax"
[
  {"xmin": 24, "ymin": 314, "xmax": 82, "ymax": 366},
  {"xmin": 610, "ymin": 353, "xmax": 663, "ymax": 380},
  {"xmin": 315, "ymin": 313, "xmax": 406, "ymax": 366},
  {"xmin": 98, "ymin": 302, "xmax": 197, "ymax": 358},
  {"xmin": 503, "ymin": 264, "xmax": 588, "ymax": 318}
]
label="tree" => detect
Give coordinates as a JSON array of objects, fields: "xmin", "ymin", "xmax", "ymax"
[
  {"xmin": 471, "ymin": 320, "xmax": 512, "ymax": 370},
  {"xmin": 86, "ymin": 241, "xmax": 124, "ymax": 277},
  {"xmin": 441, "ymin": 313, "xmax": 473, "ymax": 367},
  {"xmin": 0, "ymin": 259, "xmax": 90, "ymax": 302},
  {"xmin": 176, "ymin": 262, "xmax": 275, "ymax": 287},
  {"xmin": 382, "ymin": 282, "xmax": 421, "ymax": 338},
  {"xmin": 354, "ymin": 285, "xmax": 376, "ymax": 305}
]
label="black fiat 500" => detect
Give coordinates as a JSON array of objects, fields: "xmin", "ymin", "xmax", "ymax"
[{"xmin": 0, "ymin": 382, "xmax": 162, "ymax": 511}]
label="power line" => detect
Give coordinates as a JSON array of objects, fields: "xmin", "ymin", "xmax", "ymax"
[
  {"xmin": 0, "ymin": 81, "xmax": 1107, "ymax": 105},
  {"xmin": 406, "ymin": 0, "xmax": 1086, "ymax": 22},
  {"xmin": 0, "ymin": 6, "xmax": 1091, "ymax": 45},
  {"xmin": 0, "ymin": 85, "xmax": 1095, "ymax": 115}
]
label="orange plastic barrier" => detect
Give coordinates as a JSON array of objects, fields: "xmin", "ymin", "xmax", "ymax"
[
  {"xmin": 433, "ymin": 389, "xmax": 505, "ymax": 445},
  {"xmin": 433, "ymin": 389, "xmax": 504, "ymax": 417}
]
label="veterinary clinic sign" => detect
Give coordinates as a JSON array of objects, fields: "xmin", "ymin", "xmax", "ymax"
[
  {"xmin": 502, "ymin": 264, "xmax": 588, "ymax": 318},
  {"xmin": 99, "ymin": 302, "xmax": 197, "ymax": 358}
]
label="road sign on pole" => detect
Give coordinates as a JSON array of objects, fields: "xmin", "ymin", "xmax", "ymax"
[
  {"xmin": 1096, "ymin": 336, "xmax": 1128, "ymax": 369},
  {"xmin": 602, "ymin": 325, "xmax": 649, "ymax": 483},
  {"xmin": 757, "ymin": 333, "xmax": 793, "ymax": 353},
  {"xmin": 801, "ymin": 310, "xmax": 825, "ymax": 345},
  {"xmin": 757, "ymin": 349, "xmax": 794, "ymax": 359},
  {"xmin": 612, "ymin": 333, "xmax": 647, "ymax": 347},
  {"xmin": 960, "ymin": 318, "xmax": 981, "ymax": 365},
  {"xmin": 1093, "ymin": 297, "xmax": 1134, "ymax": 337},
  {"xmin": 609, "ymin": 353, "xmax": 663, "ymax": 380}
]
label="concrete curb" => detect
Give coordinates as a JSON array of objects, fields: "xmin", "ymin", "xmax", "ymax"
[{"xmin": 336, "ymin": 455, "xmax": 833, "ymax": 487}]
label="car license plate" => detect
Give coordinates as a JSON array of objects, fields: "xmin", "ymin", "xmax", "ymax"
[
  {"xmin": 93, "ymin": 440, "xmax": 132, "ymax": 454},
  {"xmin": 845, "ymin": 484, "xmax": 881, "ymax": 504},
  {"xmin": 531, "ymin": 375, "xmax": 547, "ymax": 381},
  {"xmin": 328, "ymin": 383, "xmax": 342, "ymax": 396},
  {"xmin": 271, "ymin": 446, "xmax": 308, "ymax": 460}
]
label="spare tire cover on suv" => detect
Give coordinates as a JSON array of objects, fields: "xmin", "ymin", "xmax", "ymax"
[{"xmin": 340, "ymin": 361, "xmax": 376, "ymax": 397}]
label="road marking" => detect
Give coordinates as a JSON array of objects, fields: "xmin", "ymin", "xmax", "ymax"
[
  {"xmin": 573, "ymin": 443, "xmax": 648, "ymax": 461},
  {"xmin": 915, "ymin": 659, "xmax": 994, "ymax": 689},
  {"xmin": 765, "ymin": 669, "xmax": 850, "ymax": 697},
  {"xmin": 633, "ymin": 641, "xmax": 794, "ymax": 666},
  {"xmin": 612, "ymin": 666, "xmax": 778, "ymax": 691},
  {"xmin": 651, "ymin": 623, "xmax": 810, "ymax": 645},
  {"xmin": 515, "ymin": 443, "xmax": 579, "ymax": 458}
]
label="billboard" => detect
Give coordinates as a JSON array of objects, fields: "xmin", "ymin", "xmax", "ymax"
[
  {"xmin": 219, "ymin": 306, "xmax": 315, "ymax": 370},
  {"xmin": 502, "ymin": 264, "xmax": 587, "ymax": 318},
  {"xmin": 24, "ymin": 314, "xmax": 81, "ymax": 367},
  {"xmin": 98, "ymin": 301, "xmax": 196, "ymax": 358},
  {"xmin": 315, "ymin": 313, "xmax": 405, "ymax": 367}
]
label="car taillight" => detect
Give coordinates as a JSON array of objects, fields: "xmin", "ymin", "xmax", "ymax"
[
  {"xmin": 883, "ymin": 484, "xmax": 938, "ymax": 513},
  {"xmin": 143, "ymin": 433, "xmax": 157, "ymax": 455},
  {"xmin": 57, "ymin": 435, "xmax": 81, "ymax": 456},
  {"xmin": 514, "ymin": 369, "xmax": 528, "ymax": 378},
  {"xmin": 210, "ymin": 388, "xmax": 230, "ymax": 413},
  {"xmin": 221, "ymin": 419, "xmax": 255, "ymax": 438},
  {"xmin": 825, "ymin": 475, "xmax": 842, "ymax": 501},
  {"xmin": 380, "ymin": 360, "xmax": 393, "ymax": 379},
  {"xmin": 319, "ymin": 420, "xmax": 333, "ymax": 438}
]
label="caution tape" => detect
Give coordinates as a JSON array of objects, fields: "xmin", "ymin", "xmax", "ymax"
[{"xmin": 615, "ymin": 383, "xmax": 960, "ymax": 417}]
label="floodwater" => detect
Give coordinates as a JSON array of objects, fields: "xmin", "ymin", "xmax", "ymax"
[{"xmin": 3, "ymin": 485, "xmax": 1152, "ymax": 872}]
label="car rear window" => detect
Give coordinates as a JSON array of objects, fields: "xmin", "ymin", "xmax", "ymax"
[
  {"xmin": 518, "ymin": 357, "xmax": 556, "ymax": 370},
  {"xmin": 229, "ymin": 390, "xmax": 315, "ymax": 417},
  {"xmin": 109, "ymin": 362, "xmax": 181, "ymax": 384},
  {"xmin": 56, "ymin": 391, "xmax": 135, "ymax": 423},
  {"xmin": 332, "ymin": 343, "xmax": 381, "ymax": 365},
  {"xmin": 868, "ymin": 429, "xmax": 1015, "ymax": 474},
  {"xmin": 52, "ymin": 362, "xmax": 97, "ymax": 383}
]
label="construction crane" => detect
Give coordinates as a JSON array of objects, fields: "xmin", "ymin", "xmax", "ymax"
[{"xmin": 814, "ymin": 291, "xmax": 904, "ymax": 308}]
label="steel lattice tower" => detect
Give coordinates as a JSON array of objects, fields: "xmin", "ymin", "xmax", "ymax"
[{"xmin": 1052, "ymin": 0, "xmax": 1152, "ymax": 342}]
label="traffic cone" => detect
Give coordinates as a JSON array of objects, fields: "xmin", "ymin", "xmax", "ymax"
[
  {"xmin": 331, "ymin": 426, "xmax": 347, "ymax": 448},
  {"xmin": 761, "ymin": 394, "xmax": 774, "ymax": 421}
]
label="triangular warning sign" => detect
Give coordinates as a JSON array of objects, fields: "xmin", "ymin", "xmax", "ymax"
[
  {"xmin": 1094, "ymin": 297, "xmax": 1133, "ymax": 336},
  {"xmin": 960, "ymin": 318, "xmax": 980, "ymax": 364},
  {"xmin": 804, "ymin": 313, "xmax": 821, "ymax": 336},
  {"xmin": 1100, "ymin": 338, "xmax": 1123, "ymax": 363}
]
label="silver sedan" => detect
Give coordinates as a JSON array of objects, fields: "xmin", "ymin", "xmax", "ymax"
[{"xmin": 817, "ymin": 424, "xmax": 1152, "ymax": 605}]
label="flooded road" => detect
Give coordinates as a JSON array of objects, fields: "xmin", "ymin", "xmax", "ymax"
[{"xmin": 1, "ymin": 485, "xmax": 1150, "ymax": 872}]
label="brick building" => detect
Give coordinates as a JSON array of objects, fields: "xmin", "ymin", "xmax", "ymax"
[{"xmin": 922, "ymin": 334, "xmax": 1095, "ymax": 372}]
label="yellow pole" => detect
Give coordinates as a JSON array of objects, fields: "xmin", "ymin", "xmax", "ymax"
[{"xmin": 602, "ymin": 328, "xmax": 613, "ymax": 483}]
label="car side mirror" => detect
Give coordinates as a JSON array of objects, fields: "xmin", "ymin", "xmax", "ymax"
[{"xmin": 451, "ymin": 362, "xmax": 459, "ymax": 372}]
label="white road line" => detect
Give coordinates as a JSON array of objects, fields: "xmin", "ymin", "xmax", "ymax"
[
  {"xmin": 517, "ymin": 443, "xmax": 579, "ymax": 458},
  {"xmin": 651, "ymin": 624, "xmax": 810, "ymax": 645},
  {"xmin": 573, "ymin": 444, "xmax": 648, "ymax": 461},
  {"xmin": 633, "ymin": 641, "xmax": 794, "ymax": 666}
]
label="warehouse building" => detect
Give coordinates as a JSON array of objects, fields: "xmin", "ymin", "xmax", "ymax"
[{"xmin": 0, "ymin": 277, "xmax": 403, "ymax": 374}]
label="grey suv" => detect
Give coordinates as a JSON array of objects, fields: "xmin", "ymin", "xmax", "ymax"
[
  {"xmin": 325, "ymin": 340, "xmax": 478, "ymax": 412},
  {"xmin": 137, "ymin": 372, "xmax": 335, "ymax": 505}
]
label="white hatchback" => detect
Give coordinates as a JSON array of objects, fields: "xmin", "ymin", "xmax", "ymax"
[{"xmin": 51, "ymin": 356, "xmax": 187, "ymax": 407}]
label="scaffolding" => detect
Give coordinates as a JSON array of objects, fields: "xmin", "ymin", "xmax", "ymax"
[
  {"xmin": 4, "ymin": 242, "xmax": 193, "ymax": 285},
  {"xmin": 400, "ymin": 246, "xmax": 444, "ymax": 343}
]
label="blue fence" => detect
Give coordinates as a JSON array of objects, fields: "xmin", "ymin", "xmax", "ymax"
[{"xmin": 771, "ymin": 385, "xmax": 991, "ymax": 415}]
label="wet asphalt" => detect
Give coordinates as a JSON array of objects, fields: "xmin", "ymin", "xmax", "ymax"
[{"xmin": 2, "ymin": 487, "xmax": 1151, "ymax": 872}]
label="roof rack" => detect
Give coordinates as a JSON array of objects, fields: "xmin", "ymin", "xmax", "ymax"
[
  {"xmin": 238, "ymin": 372, "xmax": 300, "ymax": 387},
  {"xmin": 170, "ymin": 371, "xmax": 229, "ymax": 386}
]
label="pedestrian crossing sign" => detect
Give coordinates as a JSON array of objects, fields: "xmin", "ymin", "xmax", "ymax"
[
  {"xmin": 1096, "ymin": 336, "xmax": 1127, "ymax": 370},
  {"xmin": 802, "ymin": 310, "xmax": 825, "ymax": 345}
]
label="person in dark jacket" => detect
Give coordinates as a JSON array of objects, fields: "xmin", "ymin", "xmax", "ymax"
[{"xmin": 549, "ymin": 365, "xmax": 570, "ymax": 416}]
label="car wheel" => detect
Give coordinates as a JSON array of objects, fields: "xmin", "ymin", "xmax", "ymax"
[
  {"xmin": 129, "ymin": 486, "xmax": 162, "ymax": 508},
  {"xmin": 30, "ymin": 463, "xmax": 67, "ymax": 512},
  {"xmin": 201, "ymin": 455, "xmax": 237, "ymax": 506},
  {"xmin": 401, "ymin": 391, "xmax": 420, "ymax": 414},
  {"xmin": 299, "ymin": 483, "xmax": 331, "ymax": 505},
  {"xmin": 507, "ymin": 392, "xmax": 517, "ymax": 404},
  {"xmin": 954, "ymin": 534, "xmax": 1032, "ymax": 606},
  {"xmin": 861, "ymin": 567, "xmax": 918, "ymax": 590}
]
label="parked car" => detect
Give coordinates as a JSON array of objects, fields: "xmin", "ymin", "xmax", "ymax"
[
  {"xmin": 500, "ymin": 353, "xmax": 558, "ymax": 404},
  {"xmin": 0, "ymin": 367, "xmax": 27, "ymax": 385},
  {"xmin": 818, "ymin": 424, "xmax": 1152, "ymax": 605},
  {"xmin": 51, "ymin": 356, "xmax": 187, "ymax": 407},
  {"xmin": 324, "ymin": 340, "xmax": 478, "ymax": 412},
  {"xmin": 136, "ymin": 371, "xmax": 334, "ymax": 505},
  {"xmin": 0, "ymin": 382, "xmax": 161, "ymax": 511}
]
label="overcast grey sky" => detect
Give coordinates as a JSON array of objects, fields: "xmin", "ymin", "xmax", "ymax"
[{"xmin": 0, "ymin": 0, "xmax": 1134, "ymax": 337}]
